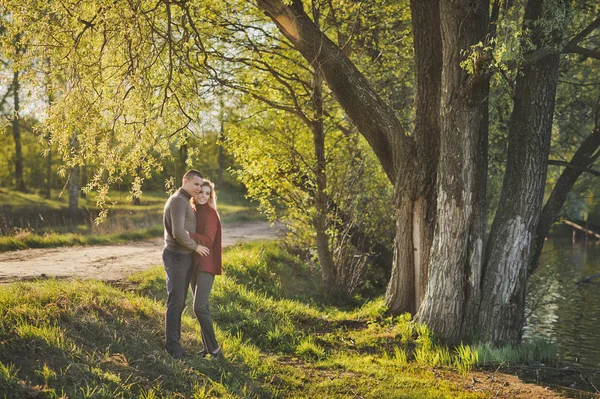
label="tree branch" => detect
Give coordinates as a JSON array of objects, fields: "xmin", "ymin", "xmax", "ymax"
[
  {"xmin": 256, "ymin": 0, "xmax": 415, "ymax": 182},
  {"xmin": 565, "ymin": 17, "xmax": 600, "ymax": 47},
  {"xmin": 562, "ymin": 44, "xmax": 600, "ymax": 60},
  {"xmin": 530, "ymin": 127, "xmax": 600, "ymax": 274},
  {"xmin": 547, "ymin": 159, "xmax": 600, "ymax": 176},
  {"xmin": 562, "ymin": 17, "xmax": 600, "ymax": 60}
]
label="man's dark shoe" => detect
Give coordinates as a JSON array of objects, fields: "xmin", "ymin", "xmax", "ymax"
[{"xmin": 166, "ymin": 348, "xmax": 185, "ymax": 360}]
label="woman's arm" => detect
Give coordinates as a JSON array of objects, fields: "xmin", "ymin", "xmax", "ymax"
[{"xmin": 189, "ymin": 209, "xmax": 219, "ymax": 247}]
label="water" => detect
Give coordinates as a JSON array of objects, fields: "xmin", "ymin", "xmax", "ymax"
[{"xmin": 524, "ymin": 239, "xmax": 600, "ymax": 370}]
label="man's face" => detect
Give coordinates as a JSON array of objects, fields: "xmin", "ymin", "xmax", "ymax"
[{"xmin": 182, "ymin": 175, "xmax": 203, "ymax": 197}]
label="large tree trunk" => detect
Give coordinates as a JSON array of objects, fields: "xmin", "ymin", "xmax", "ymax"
[
  {"xmin": 416, "ymin": 0, "xmax": 490, "ymax": 344},
  {"xmin": 529, "ymin": 128, "xmax": 600, "ymax": 274},
  {"xmin": 257, "ymin": 0, "xmax": 441, "ymax": 315},
  {"xmin": 385, "ymin": 186, "xmax": 418, "ymax": 314},
  {"xmin": 385, "ymin": 0, "xmax": 442, "ymax": 315},
  {"xmin": 12, "ymin": 70, "xmax": 27, "ymax": 193},
  {"xmin": 479, "ymin": 0, "xmax": 569, "ymax": 345}
]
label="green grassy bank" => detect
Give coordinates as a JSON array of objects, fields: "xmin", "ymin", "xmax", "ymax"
[
  {"xmin": 0, "ymin": 188, "xmax": 262, "ymax": 252},
  {"xmin": 0, "ymin": 241, "xmax": 594, "ymax": 398}
]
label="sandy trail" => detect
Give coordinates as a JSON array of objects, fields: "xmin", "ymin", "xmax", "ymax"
[{"xmin": 0, "ymin": 221, "xmax": 279, "ymax": 284}]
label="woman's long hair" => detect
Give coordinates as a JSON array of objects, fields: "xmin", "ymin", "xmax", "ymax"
[{"xmin": 191, "ymin": 178, "xmax": 218, "ymax": 213}]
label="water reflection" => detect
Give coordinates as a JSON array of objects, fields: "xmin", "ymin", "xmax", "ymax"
[{"xmin": 524, "ymin": 239, "xmax": 600, "ymax": 369}]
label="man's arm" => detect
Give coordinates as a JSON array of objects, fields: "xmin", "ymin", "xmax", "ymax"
[{"xmin": 170, "ymin": 197, "xmax": 199, "ymax": 252}]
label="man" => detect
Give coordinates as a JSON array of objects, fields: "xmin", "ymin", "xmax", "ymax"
[{"xmin": 162, "ymin": 169, "xmax": 210, "ymax": 359}]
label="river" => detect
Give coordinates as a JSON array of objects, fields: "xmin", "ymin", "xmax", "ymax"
[{"xmin": 524, "ymin": 238, "xmax": 600, "ymax": 370}]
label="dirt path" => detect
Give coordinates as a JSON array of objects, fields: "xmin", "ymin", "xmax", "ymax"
[{"xmin": 0, "ymin": 221, "xmax": 280, "ymax": 284}]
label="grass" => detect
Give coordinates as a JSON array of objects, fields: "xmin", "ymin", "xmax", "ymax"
[
  {"xmin": 0, "ymin": 187, "xmax": 263, "ymax": 252},
  {"xmin": 2, "ymin": 240, "xmax": 594, "ymax": 398}
]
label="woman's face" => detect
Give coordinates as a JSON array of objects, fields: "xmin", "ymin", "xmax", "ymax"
[{"xmin": 196, "ymin": 185, "xmax": 211, "ymax": 205}]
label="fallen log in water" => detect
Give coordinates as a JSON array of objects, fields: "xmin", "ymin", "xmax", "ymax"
[
  {"xmin": 576, "ymin": 272, "xmax": 600, "ymax": 285},
  {"xmin": 563, "ymin": 220, "xmax": 600, "ymax": 240}
]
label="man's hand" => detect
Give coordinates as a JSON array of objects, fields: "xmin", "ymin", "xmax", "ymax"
[{"xmin": 195, "ymin": 245, "xmax": 210, "ymax": 256}]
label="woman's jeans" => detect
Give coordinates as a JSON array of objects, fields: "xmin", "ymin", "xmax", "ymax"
[{"xmin": 190, "ymin": 269, "xmax": 219, "ymax": 354}]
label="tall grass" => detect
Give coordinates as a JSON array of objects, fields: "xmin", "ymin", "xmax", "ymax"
[{"xmin": 0, "ymin": 240, "xmax": 588, "ymax": 398}]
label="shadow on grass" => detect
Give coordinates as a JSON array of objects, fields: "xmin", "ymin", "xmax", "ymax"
[{"xmin": 0, "ymin": 278, "xmax": 280, "ymax": 398}]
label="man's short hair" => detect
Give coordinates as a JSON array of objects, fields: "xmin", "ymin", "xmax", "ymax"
[{"xmin": 183, "ymin": 169, "xmax": 203, "ymax": 181}]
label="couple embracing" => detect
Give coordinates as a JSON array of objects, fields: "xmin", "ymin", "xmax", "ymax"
[{"xmin": 161, "ymin": 169, "xmax": 223, "ymax": 360}]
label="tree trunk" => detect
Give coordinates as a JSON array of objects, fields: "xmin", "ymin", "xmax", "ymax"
[
  {"xmin": 529, "ymin": 129, "xmax": 600, "ymax": 274},
  {"xmin": 69, "ymin": 165, "xmax": 80, "ymax": 222},
  {"xmin": 12, "ymin": 70, "xmax": 27, "ymax": 193},
  {"xmin": 44, "ymin": 59, "xmax": 54, "ymax": 200},
  {"xmin": 257, "ymin": 0, "xmax": 443, "ymax": 315},
  {"xmin": 387, "ymin": 0, "xmax": 442, "ymax": 313},
  {"xmin": 69, "ymin": 134, "xmax": 80, "ymax": 222},
  {"xmin": 80, "ymin": 163, "xmax": 87, "ymax": 198},
  {"xmin": 132, "ymin": 165, "xmax": 142, "ymax": 205},
  {"xmin": 385, "ymin": 188, "xmax": 417, "ymax": 314},
  {"xmin": 218, "ymin": 99, "xmax": 226, "ymax": 188},
  {"xmin": 179, "ymin": 133, "xmax": 188, "ymax": 179},
  {"xmin": 44, "ymin": 145, "xmax": 52, "ymax": 199},
  {"xmin": 310, "ymin": 5, "xmax": 337, "ymax": 295},
  {"xmin": 479, "ymin": 0, "xmax": 569, "ymax": 345},
  {"xmin": 416, "ymin": 0, "xmax": 489, "ymax": 344}
]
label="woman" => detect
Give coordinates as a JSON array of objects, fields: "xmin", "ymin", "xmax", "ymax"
[{"xmin": 189, "ymin": 178, "xmax": 223, "ymax": 359}]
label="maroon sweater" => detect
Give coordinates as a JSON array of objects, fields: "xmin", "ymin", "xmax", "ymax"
[{"xmin": 190, "ymin": 203, "xmax": 222, "ymax": 275}]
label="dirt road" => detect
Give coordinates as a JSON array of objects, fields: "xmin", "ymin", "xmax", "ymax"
[{"xmin": 0, "ymin": 221, "xmax": 279, "ymax": 284}]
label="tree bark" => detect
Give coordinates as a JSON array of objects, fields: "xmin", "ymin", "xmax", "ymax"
[
  {"xmin": 385, "ymin": 187, "xmax": 417, "ymax": 314},
  {"xmin": 479, "ymin": 0, "xmax": 569, "ymax": 345},
  {"xmin": 416, "ymin": 0, "xmax": 489, "ymax": 344},
  {"xmin": 383, "ymin": 0, "xmax": 443, "ymax": 315},
  {"xmin": 406, "ymin": 0, "xmax": 442, "ymax": 312}
]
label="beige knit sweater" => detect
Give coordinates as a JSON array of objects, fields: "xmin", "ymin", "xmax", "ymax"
[{"xmin": 163, "ymin": 188, "xmax": 198, "ymax": 254}]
